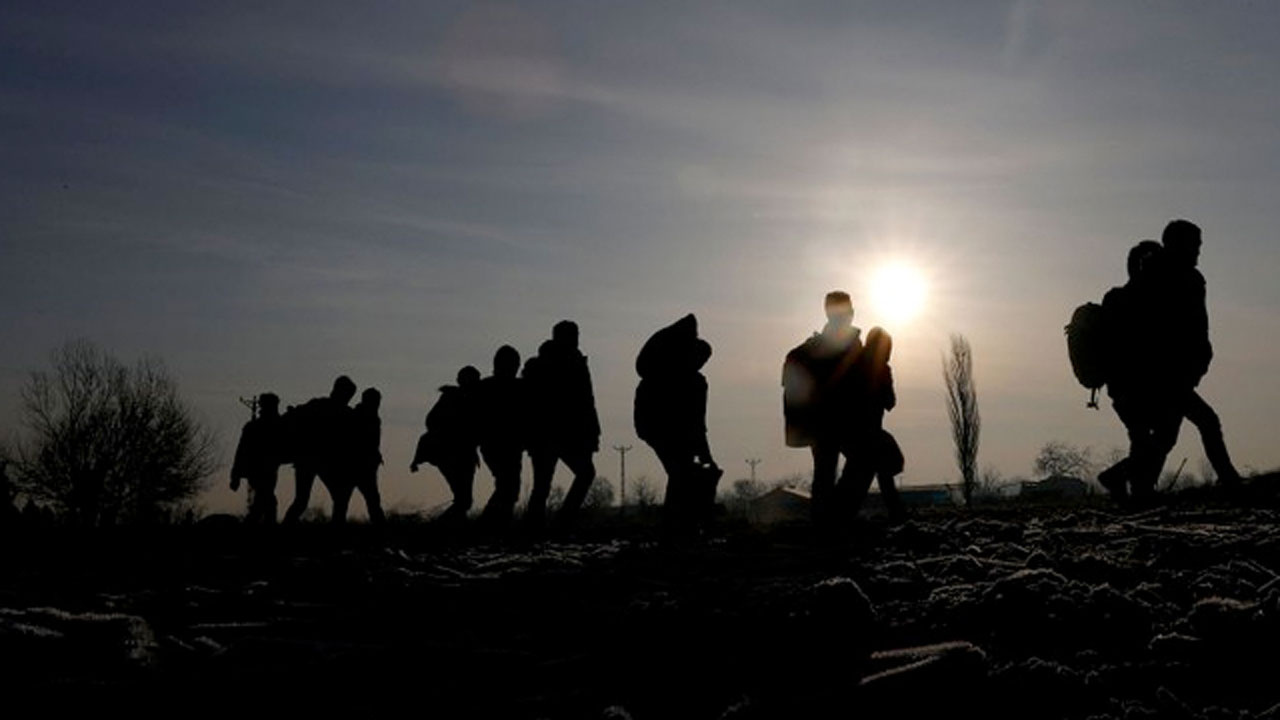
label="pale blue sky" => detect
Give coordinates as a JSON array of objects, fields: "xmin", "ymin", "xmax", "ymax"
[{"xmin": 3, "ymin": 1, "xmax": 1279, "ymax": 515}]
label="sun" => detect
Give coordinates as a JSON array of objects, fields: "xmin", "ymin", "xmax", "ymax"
[{"xmin": 868, "ymin": 262, "xmax": 928, "ymax": 326}]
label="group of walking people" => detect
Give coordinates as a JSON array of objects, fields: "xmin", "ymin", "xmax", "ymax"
[
  {"xmin": 230, "ymin": 376, "xmax": 386, "ymax": 525},
  {"xmin": 231, "ymin": 218, "xmax": 1241, "ymax": 530},
  {"xmin": 229, "ymin": 315, "xmax": 726, "ymax": 533},
  {"xmin": 411, "ymin": 315, "xmax": 723, "ymax": 534},
  {"xmin": 411, "ymin": 320, "xmax": 603, "ymax": 531}
]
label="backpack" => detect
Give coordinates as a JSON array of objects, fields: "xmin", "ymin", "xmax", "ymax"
[
  {"xmin": 1064, "ymin": 302, "xmax": 1107, "ymax": 408},
  {"xmin": 782, "ymin": 340, "xmax": 820, "ymax": 447}
]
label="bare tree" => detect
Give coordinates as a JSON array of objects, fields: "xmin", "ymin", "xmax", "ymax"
[
  {"xmin": 769, "ymin": 472, "xmax": 810, "ymax": 492},
  {"xmin": 546, "ymin": 484, "xmax": 567, "ymax": 511},
  {"xmin": 1033, "ymin": 441, "xmax": 1096, "ymax": 479},
  {"xmin": 631, "ymin": 476, "xmax": 658, "ymax": 507},
  {"xmin": 719, "ymin": 478, "xmax": 766, "ymax": 516},
  {"xmin": 979, "ymin": 464, "xmax": 1005, "ymax": 498},
  {"xmin": 8, "ymin": 340, "xmax": 218, "ymax": 525},
  {"xmin": 583, "ymin": 476, "xmax": 616, "ymax": 509},
  {"xmin": 943, "ymin": 334, "xmax": 980, "ymax": 506}
]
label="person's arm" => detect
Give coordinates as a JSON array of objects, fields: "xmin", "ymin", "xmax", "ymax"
[
  {"xmin": 582, "ymin": 359, "xmax": 602, "ymax": 451},
  {"xmin": 693, "ymin": 376, "xmax": 716, "ymax": 467},
  {"xmin": 229, "ymin": 423, "xmax": 251, "ymax": 490},
  {"xmin": 1193, "ymin": 272, "xmax": 1212, "ymax": 380},
  {"xmin": 883, "ymin": 366, "xmax": 897, "ymax": 412}
]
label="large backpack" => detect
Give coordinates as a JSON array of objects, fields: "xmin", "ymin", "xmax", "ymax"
[
  {"xmin": 278, "ymin": 397, "xmax": 326, "ymax": 464},
  {"xmin": 1064, "ymin": 301, "xmax": 1107, "ymax": 408},
  {"xmin": 782, "ymin": 340, "xmax": 820, "ymax": 447}
]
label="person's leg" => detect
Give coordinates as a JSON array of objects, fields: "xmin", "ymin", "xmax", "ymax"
[
  {"xmin": 558, "ymin": 449, "xmax": 598, "ymax": 525},
  {"xmin": 283, "ymin": 464, "xmax": 315, "ymax": 524},
  {"xmin": 480, "ymin": 446, "xmax": 521, "ymax": 526},
  {"xmin": 245, "ymin": 483, "xmax": 261, "ymax": 525},
  {"xmin": 525, "ymin": 451, "xmax": 556, "ymax": 527},
  {"xmin": 1184, "ymin": 391, "xmax": 1241, "ymax": 484},
  {"xmin": 319, "ymin": 462, "xmax": 355, "ymax": 524},
  {"xmin": 247, "ymin": 473, "xmax": 272, "ymax": 525},
  {"xmin": 329, "ymin": 483, "xmax": 352, "ymax": 525},
  {"xmin": 1130, "ymin": 399, "xmax": 1183, "ymax": 501},
  {"xmin": 695, "ymin": 459, "xmax": 723, "ymax": 527},
  {"xmin": 836, "ymin": 439, "xmax": 877, "ymax": 521},
  {"xmin": 653, "ymin": 443, "xmax": 693, "ymax": 531},
  {"xmin": 454, "ymin": 461, "xmax": 476, "ymax": 515},
  {"xmin": 262, "ymin": 469, "xmax": 279, "ymax": 524},
  {"xmin": 358, "ymin": 468, "xmax": 385, "ymax": 524},
  {"xmin": 440, "ymin": 466, "xmax": 463, "ymax": 521},
  {"xmin": 810, "ymin": 442, "xmax": 839, "ymax": 525},
  {"xmin": 1102, "ymin": 396, "xmax": 1151, "ymax": 500},
  {"xmin": 875, "ymin": 431, "xmax": 906, "ymax": 522}
]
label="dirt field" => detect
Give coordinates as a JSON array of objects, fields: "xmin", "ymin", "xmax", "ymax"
[{"xmin": 4, "ymin": 483, "xmax": 1280, "ymax": 718}]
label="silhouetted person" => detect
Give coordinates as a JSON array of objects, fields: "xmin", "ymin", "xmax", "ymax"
[
  {"xmin": 283, "ymin": 376, "xmax": 357, "ymax": 524},
  {"xmin": 843, "ymin": 327, "xmax": 907, "ymax": 522},
  {"xmin": 329, "ymin": 387, "xmax": 386, "ymax": 525},
  {"xmin": 635, "ymin": 314, "xmax": 722, "ymax": 534},
  {"xmin": 1098, "ymin": 241, "xmax": 1182, "ymax": 501},
  {"xmin": 413, "ymin": 366, "xmax": 481, "ymax": 524},
  {"xmin": 783, "ymin": 291, "xmax": 866, "ymax": 527},
  {"xmin": 477, "ymin": 346, "xmax": 526, "ymax": 529},
  {"xmin": 523, "ymin": 320, "xmax": 601, "ymax": 529},
  {"xmin": 1159, "ymin": 219, "xmax": 1240, "ymax": 486},
  {"xmin": 230, "ymin": 392, "xmax": 285, "ymax": 525}
]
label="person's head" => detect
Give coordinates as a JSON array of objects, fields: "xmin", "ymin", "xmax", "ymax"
[
  {"xmin": 824, "ymin": 291, "xmax": 854, "ymax": 326},
  {"xmin": 552, "ymin": 320, "xmax": 579, "ymax": 349},
  {"xmin": 330, "ymin": 376, "xmax": 357, "ymax": 405},
  {"xmin": 1161, "ymin": 219, "xmax": 1202, "ymax": 268},
  {"xmin": 493, "ymin": 344, "xmax": 521, "ymax": 379},
  {"xmin": 360, "ymin": 387, "xmax": 381, "ymax": 411},
  {"xmin": 457, "ymin": 365, "xmax": 481, "ymax": 389},
  {"xmin": 258, "ymin": 392, "xmax": 280, "ymax": 417},
  {"xmin": 1126, "ymin": 240, "xmax": 1164, "ymax": 280},
  {"xmin": 865, "ymin": 326, "xmax": 892, "ymax": 364}
]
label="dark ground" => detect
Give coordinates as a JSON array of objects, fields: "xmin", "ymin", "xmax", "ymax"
[{"xmin": 5, "ymin": 479, "xmax": 1280, "ymax": 718}]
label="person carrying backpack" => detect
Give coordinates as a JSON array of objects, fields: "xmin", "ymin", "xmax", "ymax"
[
  {"xmin": 635, "ymin": 314, "xmax": 722, "ymax": 534},
  {"xmin": 230, "ymin": 392, "xmax": 285, "ymax": 525},
  {"xmin": 1157, "ymin": 219, "xmax": 1241, "ymax": 487},
  {"xmin": 523, "ymin": 321, "xmax": 601, "ymax": 530},
  {"xmin": 782, "ymin": 291, "xmax": 865, "ymax": 527},
  {"xmin": 282, "ymin": 376, "xmax": 358, "ymax": 524},
  {"xmin": 413, "ymin": 366, "xmax": 481, "ymax": 525},
  {"xmin": 477, "ymin": 346, "xmax": 527, "ymax": 529},
  {"xmin": 330, "ymin": 387, "xmax": 386, "ymax": 525},
  {"xmin": 1093, "ymin": 241, "xmax": 1181, "ymax": 501}
]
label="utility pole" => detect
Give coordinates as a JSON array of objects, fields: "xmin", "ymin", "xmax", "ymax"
[
  {"xmin": 746, "ymin": 458, "xmax": 762, "ymax": 485},
  {"xmin": 613, "ymin": 444, "xmax": 632, "ymax": 510},
  {"xmin": 238, "ymin": 395, "xmax": 260, "ymax": 419}
]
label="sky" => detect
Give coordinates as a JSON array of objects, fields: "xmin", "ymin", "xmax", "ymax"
[{"xmin": 3, "ymin": 1, "xmax": 1280, "ymax": 517}]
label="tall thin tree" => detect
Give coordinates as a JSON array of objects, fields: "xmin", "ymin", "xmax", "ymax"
[{"xmin": 943, "ymin": 334, "xmax": 981, "ymax": 506}]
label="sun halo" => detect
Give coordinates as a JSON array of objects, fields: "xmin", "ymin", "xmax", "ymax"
[{"xmin": 867, "ymin": 262, "xmax": 928, "ymax": 327}]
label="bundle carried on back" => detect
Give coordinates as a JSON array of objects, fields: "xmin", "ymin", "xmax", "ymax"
[{"xmin": 1065, "ymin": 301, "xmax": 1107, "ymax": 408}]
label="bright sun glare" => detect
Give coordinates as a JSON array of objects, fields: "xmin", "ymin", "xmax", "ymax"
[{"xmin": 869, "ymin": 262, "xmax": 928, "ymax": 326}]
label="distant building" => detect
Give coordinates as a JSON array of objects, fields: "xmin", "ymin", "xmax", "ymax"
[
  {"xmin": 748, "ymin": 486, "xmax": 810, "ymax": 525},
  {"xmin": 1020, "ymin": 475, "xmax": 1090, "ymax": 501},
  {"xmin": 863, "ymin": 483, "xmax": 961, "ymax": 515}
]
